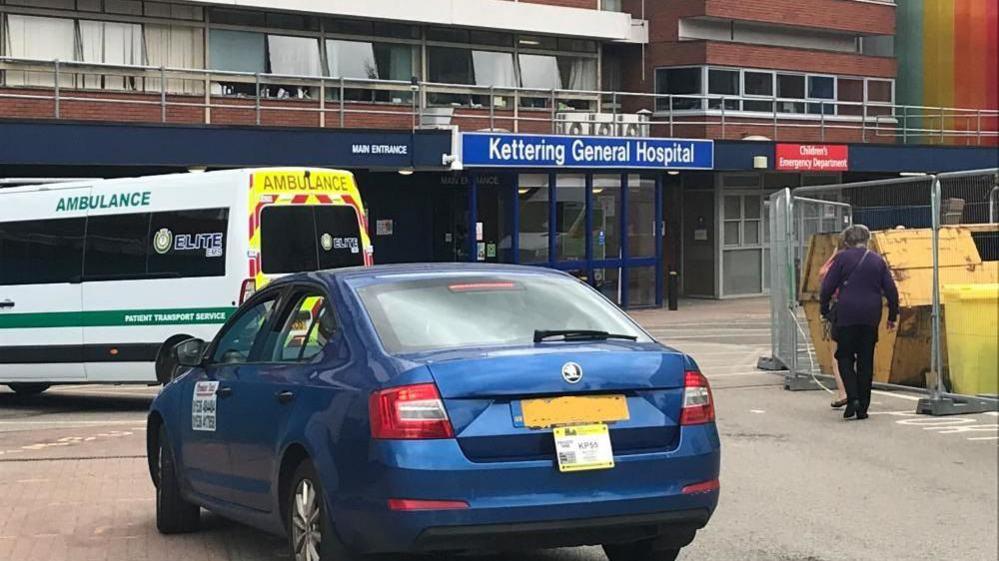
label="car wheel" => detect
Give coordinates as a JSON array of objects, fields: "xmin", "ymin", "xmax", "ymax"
[
  {"xmin": 287, "ymin": 461, "xmax": 360, "ymax": 561},
  {"xmin": 603, "ymin": 541, "xmax": 682, "ymax": 561},
  {"xmin": 7, "ymin": 383, "xmax": 50, "ymax": 396},
  {"xmin": 155, "ymin": 426, "xmax": 201, "ymax": 534}
]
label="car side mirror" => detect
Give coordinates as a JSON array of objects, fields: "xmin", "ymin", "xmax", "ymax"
[{"xmin": 174, "ymin": 338, "xmax": 207, "ymax": 367}]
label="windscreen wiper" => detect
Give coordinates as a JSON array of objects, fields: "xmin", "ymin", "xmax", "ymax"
[{"xmin": 533, "ymin": 329, "xmax": 638, "ymax": 343}]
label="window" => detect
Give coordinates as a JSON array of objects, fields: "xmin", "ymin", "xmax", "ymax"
[
  {"xmin": 558, "ymin": 56, "xmax": 597, "ymax": 91},
  {"xmin": 427, "ymin": 47, "xmax": 515, "ymax": 105},
  {"xmin": 209, "ymin": 29, "xmax": 266, "ymax": 73},
  {"xmin": 78, "ymin": 208, "xmax": 227, "ymax": 281},
  {"xmin": 655, "ymin": 67, "xmax": 702, "ymax": 110},
  {"xmin": 144, "ymin": 24, "xmax": 206, "ymax": 94},
  {"xmin": 147, "ymin": 209, "xmax": 228, "ymax": 278},
  {"xmin": 555, "ymin": 175, "xmax": 586, "ymax": 261},
  {"xmin": 4, "ymin": 15, "xmax": 77, "ymax": 87},
  {"xmin": 83, "ymin": 213, "xmax": 150, "ymax": 279},
  {"xmin": 723, "ymin": 194, "xmax": 762, "ymax": 247},
  {"xmin": 79, "ymin": 20, "xmax": 144, "ymax": 90},
  {"xmin": 316, "ymin": 206, "xmax": 364, "ymax": 269},
  {"xmin": 518, "ymin": 35, "xmax": 558, "ymax": 50},
  {"xmin": 807, "ymin": 75, "xmax": 835, "ymax": 115},
  {"xmin": 0, "ymin": 218, "xmax": 85, "ymax": 286},
  {"xmin": 708, "ymin": 69, "xmax": 740, "ymax": 110},
  {"xmin": 326, "ymin": 40, "xmax": 415, "ymax": 102},
  {"xmin": 354, "ymin": 275, "xmax": 650, "ymax": 354},
  {"xmin": 260, "ymin": 206, "xmax": 318, "ymax": 274},
  {"xmin": 269, "ymin": 293, "xmax": 334, "ymax": 362},
  {"xmin": 743, "ymin": 70, "xmax": 774, "ymax": 112},
  {"xmin": 776, "ymin": 73, "xmax": 805, "ymax": 114},
  {"xmin": 519, "ymin": 54, "xmax": 560, "ymax": 90},
  {"xmin": 260, "ymin": 206, "xmax": 364, "ymax": 274},
  {"xmin": 211, "ymin": 8, "xmax": 316, "ymax": 30},
  {"xmin": 212, "ymin": 297, "xmax": 276, "ymax": 364},
  {"xmin": 267, "ymin": 35, "xmax": 322, "ymax": 77}
]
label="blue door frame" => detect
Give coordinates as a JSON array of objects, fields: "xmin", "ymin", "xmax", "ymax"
[{"xmin": 466, "ymin": 171, "xmax": 664, "ymax": 309}]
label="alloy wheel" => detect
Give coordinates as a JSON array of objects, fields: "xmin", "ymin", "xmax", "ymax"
[{"xmin": 291, "ymin": 479, "xmax": 323, "ymax": 561}]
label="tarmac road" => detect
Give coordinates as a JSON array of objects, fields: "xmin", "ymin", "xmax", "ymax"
[{"xmin": 0, "ymin": 298, "xmax": 996, "ymax": 561}]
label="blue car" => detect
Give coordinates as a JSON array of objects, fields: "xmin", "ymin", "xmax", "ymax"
[{"xmin": 148, "ymin": 264, "xmax": 720, "ymax": 561}]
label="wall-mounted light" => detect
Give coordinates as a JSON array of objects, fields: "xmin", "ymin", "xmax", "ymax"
[
  {"xmin": 518, "ymin": 188, "xmax": 530, "ymax": 195},
  {"xmin": 667, "ymin": 170, "xmax": 680, "ymax": 176},
  {"xmin": 188, "ymin": 166, "xmax": 207, "ymax": 173},
  {"xmin": 899, "ymin": 172, "xmax": 928, "ymax": 177},
  {"xmin": 593, "ymin": 187, "xmax": 605, "ymax": 194},
  {"xmin": 753, "ymin": 156, "xmax": 768, "ymax": 169},
  {"xmin": 398, "ymin": 168, "xmax": 414, "ymax": 176}
]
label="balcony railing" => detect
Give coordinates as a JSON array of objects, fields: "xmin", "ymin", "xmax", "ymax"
[{"xmin": 1, "ymin": 57, "xmax": 995, "ymax": 146}]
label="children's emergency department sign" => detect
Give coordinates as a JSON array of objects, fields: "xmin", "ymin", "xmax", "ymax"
[{"xmin": 460, "ymin": 133, "xmax": 714, "ymax": 170}]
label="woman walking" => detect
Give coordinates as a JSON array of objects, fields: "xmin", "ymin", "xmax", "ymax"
[
  {"xmin": 818, "ymin": 242, "xmax": 850, "ymax": 408},
  {"xmin": 819, "ymin": 225, "xmax": 899, "ymax": 420}
]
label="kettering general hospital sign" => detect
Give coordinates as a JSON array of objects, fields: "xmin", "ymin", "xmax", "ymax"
[{"xmin": 460, "ymin": 133, "xmax": 714, "ymax": 170}]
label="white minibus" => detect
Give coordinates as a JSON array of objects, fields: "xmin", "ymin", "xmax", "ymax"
[{"xmin": 0, "ymin": 168, "xmax": 372, "ymax": 394}]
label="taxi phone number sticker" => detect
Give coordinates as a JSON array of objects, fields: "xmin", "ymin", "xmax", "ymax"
[
  {"xmin": 192, "ymin": 381, "xmax": 219, "ymax": 432},
  {"xmin": 553, "ymin": 423, "xmax": 614, "ymax": 473}
]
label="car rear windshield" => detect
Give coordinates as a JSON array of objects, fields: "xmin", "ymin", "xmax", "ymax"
[
  {"xmin": 354, "ymin": 274, "xmax": 650, "ymax": 354},
  {"xmin": 260, "ymin": 205, "xmax": 363, "ymax": 274}
]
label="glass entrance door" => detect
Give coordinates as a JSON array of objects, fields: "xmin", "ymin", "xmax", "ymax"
[{"xmin": 468, "ymin": 172, "xmax": 664, "ymax": 309}]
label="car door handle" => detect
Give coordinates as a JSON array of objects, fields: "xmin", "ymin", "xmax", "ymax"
[
  {"xmin": 275, "ymin": 390, "xmax": 295, "ymax": 404},
  {"xmin": 0, "ymin": 300, "xmax": 14, "ymax": 310},
  {"xmin": 216, "ymin": 386, "xmax": 233, "ymax": 398}
]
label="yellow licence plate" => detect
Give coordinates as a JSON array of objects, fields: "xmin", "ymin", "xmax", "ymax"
[{"xmin": 519, "ymin": 395, "xmax": 629, "ymax": 429}]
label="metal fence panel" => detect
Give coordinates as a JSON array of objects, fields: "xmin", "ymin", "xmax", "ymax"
[{"xmin": 764, "ymin": 170, "xmax": 999, "ymax": 415}]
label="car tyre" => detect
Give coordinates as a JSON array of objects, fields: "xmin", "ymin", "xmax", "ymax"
[
  {"xmin": 603, "ymin": 541, "xmax": 682, "ymax": 561},
  {"xmin": 7, "ymin": 383, "xmax": 50, "ymax": 396},
  {"xmin": 155, "ymin": 426, "xmax": 201, "ymax": 534},
  {"xmin": 286, "ymin": 460, "xmax": 361, "ymax": 561}
]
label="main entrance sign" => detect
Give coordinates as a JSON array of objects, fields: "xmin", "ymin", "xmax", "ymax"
[{"xmin": 460, "ymin": 133, "xmax": 714, "ymax": 170}]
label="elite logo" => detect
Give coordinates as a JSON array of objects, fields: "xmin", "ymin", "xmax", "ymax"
[{"xmin": 153, "ymin": 228, "xmax": 173, "ymax": 255}]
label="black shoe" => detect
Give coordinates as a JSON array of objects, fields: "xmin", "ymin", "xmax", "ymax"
[
  {"xmin": 844, "ymin": 400, "xmax": 859, "ymax": 419},
  {"xmin": 856, "ymin": 408, "xmax": 869, "ymax": 420}
]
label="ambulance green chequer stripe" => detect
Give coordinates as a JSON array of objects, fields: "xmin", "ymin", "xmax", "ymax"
[{"xmin": 0, "ymin": 307, "xmax": 237, "ymax": 329}]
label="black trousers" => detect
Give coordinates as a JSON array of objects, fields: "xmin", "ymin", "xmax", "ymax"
[{"xmin": 835, "ymin": 325, "xmax": 878, "ymax": 412}]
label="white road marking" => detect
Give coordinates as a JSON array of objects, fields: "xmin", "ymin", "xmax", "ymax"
[
  {"xmin": 750, "ymin": 409, "xmax": 766, "ymax": 414},
  {"xmin": 871, "ymin": 390, "xmax": 922, "ymax": 401},
  {"xmin": 705, "ymin": 372, "xmax": 771, "ymax": 378},
  {"xmin": 968, "ymin": 436, "xmax": 999, "ymax": 441},
  {"xmin": 0, "ymin": 420, "xmax": 144, "ymax": 426}
]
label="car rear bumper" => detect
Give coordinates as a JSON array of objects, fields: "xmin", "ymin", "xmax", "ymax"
[
  {"xmin": 332, "ymin": 424, "xmax": 720, "ymax": 553},
  {"xmin": 412, "ymin": 508, "xmax": 711, "ymax": 552}
]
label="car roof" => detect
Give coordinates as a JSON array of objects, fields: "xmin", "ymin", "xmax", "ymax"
[{"xmin": 271, "ymin": 263, "xmax": 572, "ymax": 292}]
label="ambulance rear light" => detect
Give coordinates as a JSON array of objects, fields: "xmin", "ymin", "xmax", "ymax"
[{"xmin": 238, "ymin": 278, "xmax": 256, "ymax": 305}]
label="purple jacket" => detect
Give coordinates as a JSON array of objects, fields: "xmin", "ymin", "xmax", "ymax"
[{"xmin": 819, "ymin": 247, "xmax": 900, "ymax": 327}]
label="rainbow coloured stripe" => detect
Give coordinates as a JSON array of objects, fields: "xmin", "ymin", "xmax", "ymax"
[{"xmin": 896, "ymin": 0, "xmax": 998, "ymax": 144}]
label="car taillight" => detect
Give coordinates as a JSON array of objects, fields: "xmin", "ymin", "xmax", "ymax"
[
  {"xmin": 369, "ymin": 383, "xmax": 454, "ymax": 439},
  {"xmin": 238, "ymin": 278, "xmax": 256, "ymax": 305},
  {"xmin": 680, "ymin": 370, "xmax": 715, "ymax": 426},
  {"xmin": 682, "ymin": 478, "xmax": 720, "ymax": 495}
]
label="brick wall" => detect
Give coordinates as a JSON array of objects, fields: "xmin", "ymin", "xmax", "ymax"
[
  {"xmin": 516, "ymin": 0, "xmax": 599, "ymax": 10},
  {"xmin": 624, "ymin": 0, "xmax": 894, "ymax": 36},
  {"xmin": 703, "ymin": 0, "xmax": 894, "ymax": 36}
]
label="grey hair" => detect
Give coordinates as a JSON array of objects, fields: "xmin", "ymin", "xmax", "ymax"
[{"xmin": 841, "ymin": 224, "xmax": 871, "ymax": 248}]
